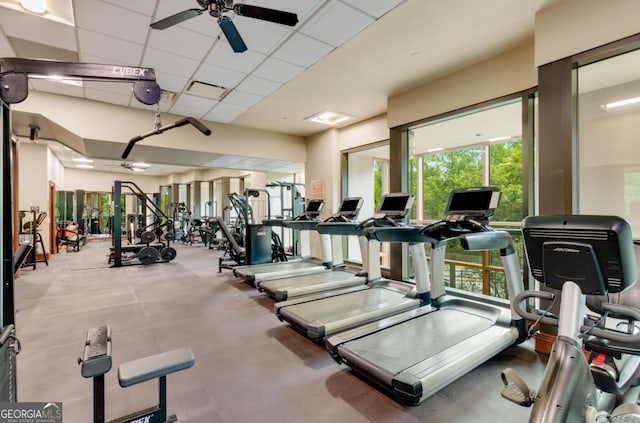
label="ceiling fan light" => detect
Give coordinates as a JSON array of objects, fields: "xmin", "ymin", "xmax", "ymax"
[{"xmin": 20, "ymin": 0, "xmax": 47, "ymax": 14}]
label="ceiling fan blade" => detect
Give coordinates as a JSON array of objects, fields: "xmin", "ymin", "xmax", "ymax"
[
  {"xmin": 219, "ymin": 17, "xmax": 248, "ymax": 53},
  {"xmin": 234, "ymin": 4, "xmax": 299, "ymax": 27},
  {"xmin": 150, "ymin": 8, "xmax": 204, "ymax": 30}
]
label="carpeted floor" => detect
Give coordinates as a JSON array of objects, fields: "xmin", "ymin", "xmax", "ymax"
[{"xmin": 13, "ymin": 239, "xmax": 547, "ymax": 422}]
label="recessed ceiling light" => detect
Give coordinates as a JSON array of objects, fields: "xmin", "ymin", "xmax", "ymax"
[
  {"xmin": 132, "ymin": 162, "xmax": 150, "ymax": 168},
  {"xmin": 131, "ymin": 167, "xmax": 145, "ymax": 172},
  {"xmin": 602, "ymin": 96, "xmax": 640, "ymax": 111},
  {"xmin": 426, "ymin": 147, "xmax": 443, "ymax": 153},
  {"xmin": 305, "ymin": 111, "xmax": 353, "ymax": 126},
  {"xmin": 72, "ymin": 158, "xmax": 93, "ymax": 163},
  {"xmin": 20, "ymin": 0, "xmax": 46, "ymax": 14},
  {"xmin": 75, "ymin": 164, "xmax": 94, "ymax": 169}
]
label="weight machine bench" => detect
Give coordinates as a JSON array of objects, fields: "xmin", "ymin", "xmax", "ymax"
[{"xmin": 79, "ymin": 326, "xmax": 195, "ymax": 423}]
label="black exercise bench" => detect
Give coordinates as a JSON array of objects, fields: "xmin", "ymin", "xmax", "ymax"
[{"xmin": 79, "ymin": 326, "xmax": 195, "ymax": 423}]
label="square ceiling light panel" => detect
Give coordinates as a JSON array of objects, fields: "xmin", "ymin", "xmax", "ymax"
[{"xmin": 0, "ymin": 0, "xmax": 74, "ymax": 25}]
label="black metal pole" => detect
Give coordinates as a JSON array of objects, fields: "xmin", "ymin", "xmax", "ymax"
[
  {"xmin": 2, "ymin": 102, "xmax": 14, "ymax": 327},
  {"xmin": 93, "ymin": 375, "xmax": 105, "ymax": 423},
  {"xmin": 113, "ymin": 181, "xmax": 122, "ymax": 267}
]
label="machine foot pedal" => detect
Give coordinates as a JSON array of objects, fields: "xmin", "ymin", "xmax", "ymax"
[
  {"xmin": 500, "ymin": 367, "xmax": 535, "ymax": 407},
  {"xmin": 611, "ymin": 403, "xmax": 640, "ymax": 423}
]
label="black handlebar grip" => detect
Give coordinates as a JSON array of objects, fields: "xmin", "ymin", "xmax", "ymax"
[
  {"xmin": 121, "ymin": 137, "xmax": 141, "ymax": 159},
  {"xmin": 187, "ymin": 117, "xmax": 212, "ymax": 136}
]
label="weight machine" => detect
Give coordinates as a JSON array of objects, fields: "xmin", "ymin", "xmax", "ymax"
[
  {"xmin": 0, "ymin": 57, "xmax": 164, "ymax": 402},
  {"xmin": 111, "ymin": 181, "xmax": 177, "ymax": 267}
]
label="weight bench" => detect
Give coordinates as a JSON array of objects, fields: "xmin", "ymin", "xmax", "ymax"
[{"xmin": 79, "ymin": 326, "xmax": 195, "ymax": 423}]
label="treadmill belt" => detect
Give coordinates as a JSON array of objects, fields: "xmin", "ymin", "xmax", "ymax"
[
  {"xmin": 280, "ymin": 287, "xmax": 412, "ymax": 325},
  {"xmin": 338, "ymin": 308, "xmax": 493, "ymax": 375},
  {"xmin": 236, "ymin": 261, "xmax": 317, "ymax": 277}
]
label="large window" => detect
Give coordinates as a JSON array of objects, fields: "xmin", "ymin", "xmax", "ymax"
[
  {"xmin": 577, "ymin": 48, "xmax": 640, "ymax": 236},
  {"xmin": 407, "ymin": 97, "xmax": 529, "ymax": 299}
]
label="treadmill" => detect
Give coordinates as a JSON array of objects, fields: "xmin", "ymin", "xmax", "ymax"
[
  {"xmin": 274, "ymin": 192, "xmax": 430, "ymax": 343},
  {"xmin": 258, "ymin": 197, "xmax": 369, "ymax": 301},
  {"xmin": 233, "ymin": 199, "xmax": 331, "ymax": 286},
  {"xmin": 326, "ymin": 187, "xmax": 527, "ymax": 406}
]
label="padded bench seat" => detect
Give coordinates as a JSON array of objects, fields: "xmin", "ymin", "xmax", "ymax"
[{"xmin": 118, "ymin": 348, "xmax": 195, "ymax": 388}]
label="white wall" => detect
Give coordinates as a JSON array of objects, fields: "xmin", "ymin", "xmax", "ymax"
[
  {"xmin": 388, "ymin": 43, "xmax": 537, "ymax": 128},
  {"xmin": 18, "ymin": 142, "xmax": 52, "ymax": 253},
  {"xmin": 64, "ymin": 168, "xmax": 163, "ymax": 193},
  {"xmin": 535, "ymin": 0, "xmax": 640, "ymax": 67}
]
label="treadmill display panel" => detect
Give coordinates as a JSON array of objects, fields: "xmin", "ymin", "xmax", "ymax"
[
  {"xmin": 522, "ymin": 214, "xmax": 636, "ymax": 294},
  {"xmin": 445, "ymin": 187, "xmax": 500, "ymax": 218},
  {"xmin": 305, "ymin": 199, "xmax": 324, "ymax": 215},
  {"xmin": 337, "ymin": 197, "xmax": 363, "ymax": 217},
  {"xmin": 378, "ymin": 193, "xmax": 414, "ymax": 216}
]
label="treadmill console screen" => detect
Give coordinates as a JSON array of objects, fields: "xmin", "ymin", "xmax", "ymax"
[
  {"xmin": 378, "ymin": 193, "xmax": 414, "ymax": 217},
  {"xmin": 304, "ymin": 199, "xmax": 324, "ymax": 215},
  {"xmin": 445, "ymin": 187, "xmax": 500, "ymax": 218},
  {"xmin": 522, "ymin": 215, "xmax": 637, "ymax": 294},
  {"xmin": 337, "ymin": 197, "xmax": 363, "ymax": 217}
]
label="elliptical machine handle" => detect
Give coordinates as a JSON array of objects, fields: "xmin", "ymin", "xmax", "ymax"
[
  {"xmin": 581, "ymin": 303, "xmax": 640, "ymax": 344},
  {"xmin": 513, "ymin": 290, "xmax": 558, "ymax": 326}
]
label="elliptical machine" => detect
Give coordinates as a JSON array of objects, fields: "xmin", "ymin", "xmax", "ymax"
[{"xmin": 501, "ymin": 215, "xmax": 640, "ymax": 422}]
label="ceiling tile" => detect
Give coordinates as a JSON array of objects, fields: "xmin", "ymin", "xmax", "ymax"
[
  {"xmin": 193, "ymin": 62, "xmax": 246, "ymax": 89},
  {"xmin": 150, "ymin": 70, "xmax": 190, "ymax": 94},
  {"xmin": 253, "ymin": 57, "xmax": 305, "ymax": 84},
  {"xmin": 204, "ymin": 102, "xmax": 248, "ymax": 123},
  {"xmin": 102, "ymin": 0, "xmax": 156, "ymax": 16},
  {"xmin": 78, "ymin": 29, "xmax": 144, "ymax": 65},
  {"xmin": 75, "ymin": 0, "xmax": 150, "ymax": 44},
  {"xmin": 172, "ymin": 93, "xmax": 218, "ymax": 110},
  {"xmin": 300, "ymin": 1, "xmax": 374, "ymax": 47},
  {"xmin": 342, "ymin": 0, "xmax": 405, "ymax": 18},
  {"xmin": 204, "ymin": 42, "xmax": 266, "ymax": 74},
  {"xmin": 235, "ymin": 75, "xmax": 282, "ymax": 97},
  {"xmin": 147, "ymin": 24, "xmax": 216, "ymax": 60},
  {"xmin": 142, "ymin": 47, "xmax": 200, "ymax": 78},
  {"xmin": 222, "ymin": 90, "xmax": 263, "ymax": 108},
  {"xmin": 0, "ymin": 7, "xmax": 76, "ymax": 51},
  {"xmin": 79, "ymin": 52, "xmax": 129, "ymax": 66},
  {"xmin": 233, "ymin": 16, "xmax": 293, "ymax": 55},
  {"xmin": 273, "ymin": 32, "xmax": 334, "ymax": 68}
]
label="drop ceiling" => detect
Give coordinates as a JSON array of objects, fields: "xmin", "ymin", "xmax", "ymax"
[{"xmin": 0, "ymin": 0, "xmax": 561, "ymax": 176}]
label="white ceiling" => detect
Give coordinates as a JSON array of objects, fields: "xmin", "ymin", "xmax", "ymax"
[{"xmin": 0, "ymin": 0, "xmax": 561, "ymax": 176}]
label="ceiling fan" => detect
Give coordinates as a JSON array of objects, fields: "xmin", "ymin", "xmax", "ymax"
[{"xmin": 150, "ymin": 0, "xmax": 299, "ymax": 53}]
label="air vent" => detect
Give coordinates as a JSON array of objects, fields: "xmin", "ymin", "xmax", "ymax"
[{"xmin": 187, "ymin": 81, "xmax": 229, "ymax": 101}]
